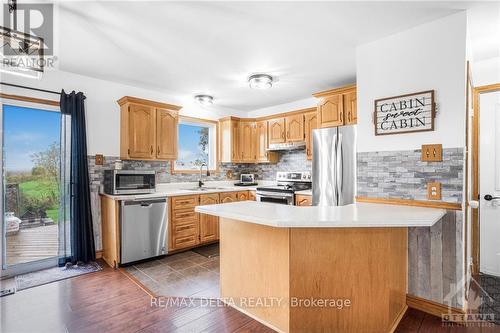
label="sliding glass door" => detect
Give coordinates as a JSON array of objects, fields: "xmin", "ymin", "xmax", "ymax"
[{"xmin": 1, "ymin": 100, "xmax": 70, "ymax": 276}]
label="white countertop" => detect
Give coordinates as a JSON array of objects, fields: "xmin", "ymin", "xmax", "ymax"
[
  {"xmin": 100, "ymin": 180, "xmax": 272, "ymax": 200},
  {"xmin": 195, "ymin": 201, "xmax": 446, "ymax": 228},
  {"xmin": 295, "ymin": 189, "xmax": 312, "ymax": 196}
]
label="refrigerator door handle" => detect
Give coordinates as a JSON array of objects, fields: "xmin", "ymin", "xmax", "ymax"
[{"xmin": 336, "ymin": 133, "xmax": 343, "ymax": 204}]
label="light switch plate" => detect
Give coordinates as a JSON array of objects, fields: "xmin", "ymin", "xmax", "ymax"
[
  {"xmin": 421, "ymin": 144, "xmax": 443, "ymax": 162},
  {"xmin": 95, "ymin": 154, "xmax": 104, "ymax": 165},
  {"xmin": 427, "ymin": 182, "xmax": 441, "ymax": 200}
]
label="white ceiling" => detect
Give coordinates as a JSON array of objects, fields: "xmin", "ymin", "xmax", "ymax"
[{"xmin": 53, "ymin": 1, "xmax": 493, "ymax": 112}]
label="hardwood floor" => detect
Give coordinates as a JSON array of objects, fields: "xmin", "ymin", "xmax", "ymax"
[
  {"xmin": 0, "ymin": 261, "xmax": 273, "ymax": 333},
  {"xmin": 1, "ymin": 261, "xmax": 499, "ymax": 333}
]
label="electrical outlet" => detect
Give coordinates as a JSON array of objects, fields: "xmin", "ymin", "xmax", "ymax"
[
  {"xmin": 421, "ymin": 144, "xmax": 442, "ymax": 162},
  {"xmin": 95, "ymin": 154, "xmax": 104, "ymax": 165},
  {"xmin": 427, "ymin": 182, "xmax": 441, "ymax": 200}
]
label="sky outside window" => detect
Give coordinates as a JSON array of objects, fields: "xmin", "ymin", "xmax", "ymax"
[
  {"xmin": 3, "ymin": 104, "xmax": 61, "ymax": 172},
  {"xmin": 175, "ymin": 123, "xmax": 212, "ymax": 170}
]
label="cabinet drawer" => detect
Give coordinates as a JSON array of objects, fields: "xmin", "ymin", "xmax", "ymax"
[
  {"xmin": 172, "ymin": 208, "xmax": 198, "ymax": 225},
  {"xmin": 220, "ymin": 192, "xmax": 238, "ymax": 203},
  {"xmin": 295, "ymin": 194, "xmax": 312, "ymax": 206},
  {"xmin": 172, "ymin": 234, "xmax": 199, "ymax": 250},
  {"xmin": 171, "ymin": 195, "xmax": 199, "ymax": 209},
  {"xmin": 172, "ymin": 221, "xmax": 198, "ymax": 236}
]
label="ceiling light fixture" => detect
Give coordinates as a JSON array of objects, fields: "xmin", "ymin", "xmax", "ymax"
[
  {"xmin": 194, "ymin": 94, "xmax": 214, "ymax": 106},
  {"xmin": 248, "ymin": 74, "xmax": 273, "ymax": 89}
]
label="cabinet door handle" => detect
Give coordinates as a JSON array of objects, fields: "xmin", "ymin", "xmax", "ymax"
[
  {"xmin": 157, "ymin": 146, "xmax": 160, "ymax": 155},
  {"xmin": 340, "ymin": 112, "xmax": 344, "ymax": 124},
  {"xmin": 287, "ymin": 131, "xmax": 290, "ymax": 139},
  {"xmin": 151, "ymin": 145, "xmax": 153, "ymax": 155}
]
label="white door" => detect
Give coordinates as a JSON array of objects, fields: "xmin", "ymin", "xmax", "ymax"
[{"xmin": 480, "ymin": 90, "xmax": 500, "ymax": 277}]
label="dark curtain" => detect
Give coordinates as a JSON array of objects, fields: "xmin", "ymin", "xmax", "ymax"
[{"xmin": 60, "ymin": 90, "xmax": 95, "ymax": 263}]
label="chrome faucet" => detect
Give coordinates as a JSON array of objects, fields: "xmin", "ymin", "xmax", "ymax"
[{"xmin": 198, "ymin": 163, "xmax": 210, "ymax": 188}]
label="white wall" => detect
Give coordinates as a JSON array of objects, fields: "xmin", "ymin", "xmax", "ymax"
[
  {"xmin": 356, "ymin": 12, "xmax": 467, "ymax": 152},
  {"xmin": 246, "ymin": 97, "xmax": 317, "ymax": 118},
  {"xmin": 0, "ymin": 70, "xmax": 245, "ymax": 156},
  {"xmin": 473, "ymin": 57, "xmax": 500, "ymax": 87}
]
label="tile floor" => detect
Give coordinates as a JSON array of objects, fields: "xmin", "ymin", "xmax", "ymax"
[{"xmin": 124, "ymin": 249, "xmax": 220, "ymax": 298}]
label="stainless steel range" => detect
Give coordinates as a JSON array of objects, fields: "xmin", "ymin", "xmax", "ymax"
[{"xmin": 256, "ymin": 171, "xmax": 312, "ymax": 205}]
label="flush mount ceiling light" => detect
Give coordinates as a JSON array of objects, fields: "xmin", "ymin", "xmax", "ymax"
[
  {"xmin": 248, "ymin": 74, "xmax": 273, "ymax": 89},
  {"xmin": 194, "ymin": 94, "xmax": 214, "ymax": 106}
]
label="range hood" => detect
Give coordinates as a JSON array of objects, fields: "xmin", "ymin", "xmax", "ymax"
[{"xmin": 267, "ymin": 141, "xmax": 306, "ymax": 151}]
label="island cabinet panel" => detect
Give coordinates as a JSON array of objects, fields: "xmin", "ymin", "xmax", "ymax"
[
  {"xmin": 199, "ymin": 194, "xmax": 220, "ymax": 243},
  {"xmin": 156, "ymin": 108, "xmax": 178, "ymax": 159},
  {"xmin": 268, "ymin": 118, "xmax": 286, "ymax": 144},
  {"xmin": 289, "ymin": 228, "xmax": 407, "ymax": 333},
  {"xmin": 285, "ymin": 114, "xmax": 304, "ymax": 142},
  {"xmin": 219, "ymin": 219, "xmax": 290, "ymax": 333},
  {"xmin": 218, "ymin": 218, "xmax": 408, "ymax": 333},
  {"xmin": 304, "ymin": 112, "xmax": 318, "ymax": 160},
  {"xmin": 128, "ymin": 104, "xmax": 156, "ymax": 159}
]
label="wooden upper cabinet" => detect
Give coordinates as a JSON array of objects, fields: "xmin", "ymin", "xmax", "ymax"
[
  {"xmin": 285, "ymin": 114, "xmax": 304, "ymax": 142},
  {"xmin": 343, "ymin": 90, "xmax": 357, "ymax": 125},
  {"xmin": 268, "ymin": 118, "xmax": 286, "ymax": 144},
  {"xmin": 313, "ymin": 84, "xmax": 356, "ymax": 129},
  {"xmin": 256, "ymin": 120, "xmax": 268, "ymax": 162},
  {"xmin": 118, "ymin": 96, "xmax": 181, "ymax": 161},
  {"xmin": 128, "ymin": 104, "xmax": 156, "ymax": 159},
  {"xmin": 318, "ymin": 94, "xmax": 344, "ymax": 128},
  {"xmin": 156, "ymin": 109, "xmax": 178, "ymax": 159},
  {"xmin": 239, "ymin": 121, "xmax": 256, "ymax": 163},
  {"xmin": 219, "ymin": 117, "xmax": 241, "ymax": 163},
  {"xmin": 304, "ymin": 112, "xmax": 318, "ymax": 160}
]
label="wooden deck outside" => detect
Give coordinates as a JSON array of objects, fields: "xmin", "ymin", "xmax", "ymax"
[{"xmin": 6, "ymin": 224, "xmax": 58, "ymax": 265}]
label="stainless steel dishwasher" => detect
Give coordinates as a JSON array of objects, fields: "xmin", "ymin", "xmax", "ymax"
[{"xmin": 120, "ymin": 198, "xmax": 168, "ymax": 264}]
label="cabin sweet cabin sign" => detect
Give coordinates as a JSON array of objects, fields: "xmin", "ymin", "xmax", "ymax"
[{"xmin": 374, "ymin": 90, "xmax": 435, "ymax": 136}]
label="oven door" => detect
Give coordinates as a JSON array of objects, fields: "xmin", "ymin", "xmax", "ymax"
[
  {"xmin": 256, "ymin": 191, "xmax": 294, "ymax": 205},
  {"xmin": 115, "ymin": 172, "xmax": 156, "ymax": 194}
]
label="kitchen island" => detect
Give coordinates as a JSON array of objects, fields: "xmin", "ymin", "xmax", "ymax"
[{"xmin": 195, "ymin": 201, "xmax": 446, "ymax": 333}]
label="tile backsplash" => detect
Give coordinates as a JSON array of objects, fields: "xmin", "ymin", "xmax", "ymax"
[
  {"xmin": 357, "ymin": 148, "xmax": 464, "ymax": 203},
  {"xmin": 88, "ymin": 147, "xmax": 464, "ymax": 250}
]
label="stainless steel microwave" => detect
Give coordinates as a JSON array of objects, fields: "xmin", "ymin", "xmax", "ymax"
[{"xmin": 103, "ymin": 170, "xmax": 156, "ymax": 195}]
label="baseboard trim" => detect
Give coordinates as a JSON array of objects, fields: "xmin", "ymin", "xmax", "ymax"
[
  {"xmin": 356, "ymin": 196, "xmax": 462, "ymax": 211},
  {"xmin": 406, "ymin": 294, "xmax": 465, "ymax": 318},
  {"xmin": 388, "ymin": 305, "xmax": 408, "ymax": 333},
  {"xmin": 95, "ymin": 250, "xmax": 103, "ymax": 259}
]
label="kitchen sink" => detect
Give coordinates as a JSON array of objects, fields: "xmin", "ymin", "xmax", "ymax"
[{"xmin": 181, "ymin": 187, "xmax": 229, "ymax": 192}]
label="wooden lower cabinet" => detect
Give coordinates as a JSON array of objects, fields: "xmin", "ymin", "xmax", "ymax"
[
  {"xmin": 295, "ymin": 194, "xmax": 312, "ymax": 206},
  {"xmin": 199, "ymin": 194, "xmax": 220, "ymax": 243},
  {"xmin": 169, "ymin": 195, "xmax": 200, "ymax": 251},
  {"xmin": 220, "ymin": 192, "xmax": 238, "ymax": 203},
  {"xmin": 249, "ymin": 190, "xmax": 256, "ymax": 201},
  {"xmin": 237, "ymin": 191, "xmax": 249, "ymax": 201}
]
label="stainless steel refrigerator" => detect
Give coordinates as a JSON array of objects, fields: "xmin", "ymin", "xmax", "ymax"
[{"xmin": 312, "ymin": 126, "xmax": 356, "ymax": 206}]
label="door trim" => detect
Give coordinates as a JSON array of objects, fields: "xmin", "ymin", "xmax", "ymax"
[{"xmin": 472, "ymin": 83, "xmax": 500, "ymax": 275}]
